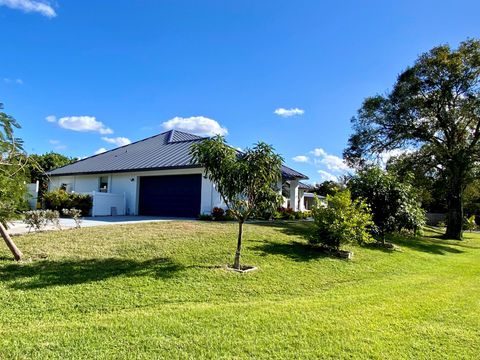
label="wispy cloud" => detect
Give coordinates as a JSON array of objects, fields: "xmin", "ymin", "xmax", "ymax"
[
  {"xmin": 94, "ymin": 147, "xmax": 107, "ymax": 155},
  {"xmin": 101, "ymin": 136, "xmax": 131, "ymax": 147},
  {"xmin": 45, "ymin": 115, "xmax": 56, "ymax": 123},
  {"xmin": 162, "ymin": 116, "xmax": 228, "ymax": 137},
  {"xmin": 58, "ymin": 116, "xmax": 113, "ymax": 135},
  {"xmin": 274, "ymin": 108, "xmax": 305, "ymax": 117},
  {"xmin": 0, "ymin": 0, "xmax": 56, "ymax": 17},
  {"xmin": 3, "ymin": 78, "xmax": 23, "ymax": 84},
  {"xmin": 49, "ymin": 139, "xmax": 66, "ymax": 150},
  {"xmin": 292, "ymin": 155, "xmax": 309, "ymax": 163}
]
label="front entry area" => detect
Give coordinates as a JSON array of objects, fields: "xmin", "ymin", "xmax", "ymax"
[{"xmin": 138, "ymin": 174, "xmax": 202, "ymax": 218}]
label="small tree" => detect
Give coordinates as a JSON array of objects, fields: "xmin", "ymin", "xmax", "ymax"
[
  {"xmin": 0, "ymin": 103, "xmax": 29, "ymax": 260},
  {"xmin": 191, "ymin": 136, "xmax": 283, "ymax": 269},
  {"xmin": 310, "ymin": 190, "xmax": 374, "ymax": 251},
  {"xmin": 348, "ymin": 166, "xmax": 425, "ymax": 243}
]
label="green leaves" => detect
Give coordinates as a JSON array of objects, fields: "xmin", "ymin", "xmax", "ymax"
[{"xmin": 191, "ymin": 136, "xmax": 283, "ymax": 221}]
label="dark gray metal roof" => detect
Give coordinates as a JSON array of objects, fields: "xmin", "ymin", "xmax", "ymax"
[
  {"xmin": 48, "ymin": 130, "xmax": 308, "ymax": 180},
  {"xmin": 299, "ymin": 181, "xmax": 314, "ymax": 190}
]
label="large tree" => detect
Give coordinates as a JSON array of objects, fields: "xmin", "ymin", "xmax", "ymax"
[
  {"xmin": 191, "ymin": 136, "xmax": 283, "ymax": 270},
  {"xmin": 0, "ymin": 103, "xmax": 29, "ymax": 260},
  {"xmin": 344, "ymin": 39, "xmax": 480, "ymax": 239}
]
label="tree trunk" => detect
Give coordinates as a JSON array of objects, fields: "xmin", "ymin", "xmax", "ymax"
[
  {"xmin": 445, "ymin": 165, "xmax": 465, "ymax": 240},
  {"xmin": 233, "ymin": 220, "xmax": 244, "ymax": 269},
  {"xmin": 0, "ymin": 222, "xmax": 22, "ymax": 261}
]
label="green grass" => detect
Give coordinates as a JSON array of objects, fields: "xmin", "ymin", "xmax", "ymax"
[{"xmin": 0, "ymin": 221, "xmax": 479, "ymax": 359}]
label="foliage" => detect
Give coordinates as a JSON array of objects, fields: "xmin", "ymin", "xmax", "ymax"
[
  {"xmin": 191, "ymin": 136, "xmax": 283, "ymax": 268},
  {"xmin": 23, "ymin": 209, "xmax": 61, "ymax": 232},
  {"xmin": 312, "ymin": 180, "xmax": 343, "ymax": 197},
  {"xmin": 348, "ymin": 167, "xmax": 425, "ymax": 241},
  {"xmin": 198, "ymin": 213, "xmax": 213, "ymax": 221},
  {"xmin": 309, "ymin": 190, "xmax": 374, "ymax": 251},
  {"xmin": 0, "ymin": 103, "xmax": 29, "ymax": 225},
  {"xmin": 211, "ymin": 207, "xmax": 225, "ymax": 221},
  {"xmin": 464, "ymin": 215, "xmax": 477, "ymax": 232},
  {"xmin": 62, "ymin": 208, "xmax": 83, "ymax": 228},
  {"xmin": 344, "ymin": 39, "xmax": 480, "ymax": 240},
  {"xmin": 43, "ymin": 189, "xmax": 92, "ymax": 216},
  {"xmin": 272, "ymin": 207, "xmax": 310, "ymax": 220},
  {"xmin": 26, "ymin": 152, "xmax": 77, "ymax": 200}
]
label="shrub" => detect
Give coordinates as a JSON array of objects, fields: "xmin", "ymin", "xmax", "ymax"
[
  {"xmin": 44, "ymin": 209, "xmax": 61, "ymax": 229},
  {"xmin": 198, "ymin": 213, "xmax": 213, "ymax": 221},
  {"xmin": 211, "ymin": 207, "xmax": 225, "ymax": 221},
  {"xmin": 309, "ymin": 191, "xmax": 375, "ymax": 251},
  {"xmin": 43, "ymin": 189, "xmax": 92, "ymax": 216},
  {"xmin": 224, "ymin": 209, "xmax": 235, "ymax": 221},
  {"xmin": 23, "ymin": 210, "xmax": 48, "ymax": 232},
  {"xmin": 62, "ymin": 208, "xmax": 83, "ymax": 228},
  {"xmin": 464, "ymin": 215, "xmax": 477, "ymax": 232},
  {"xmin": 23, "ymin": 209, "xmax": 61, "ymax": 232}
]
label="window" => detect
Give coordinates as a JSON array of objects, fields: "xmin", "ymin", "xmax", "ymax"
[{"xmin": 99, "ymin": 176, "xmax": 109, "ymax": 193}]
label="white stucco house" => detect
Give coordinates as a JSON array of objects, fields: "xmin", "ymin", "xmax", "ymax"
[{"xmin": 48, "ymin": 130, "xmax": 309, "ymax": 217}]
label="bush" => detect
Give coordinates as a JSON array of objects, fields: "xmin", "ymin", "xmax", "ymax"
[
  {"xmin": 211, "ymin": 207, "xmax": 225, "ymax": 221},
  {"xmin": 198, "ymin": 213, "xmax": 213, "ymax": 221},
  {"xmin": 62, "ymin": 208, "xmax": 83, "ymax": 228},
  {"xmin": 23, "ymin": 209, "xmax": 61, "ymax": 232},
  {"xmin": 43, "ymin": 189, "xmax": 92, "ymax": 216},
  {"xmin": 309, "ymin": 191, "xmax": 375, "ymax": 251},
  {"xmin": 224, "ymin": 209, "xmax": 235, "ymax": 221},
  {"xmin": 464, "ymin": 215, "xmax": 477, "ymax": 232}
]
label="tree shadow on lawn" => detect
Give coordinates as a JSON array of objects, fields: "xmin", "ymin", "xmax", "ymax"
[
  {"xmin": 252, "ymin": 240, "xmax": 328, "ymax": 262},
  {"xmin": 386, "ymin": 234, "xmax": 464, "ymax": 255},
  {"xmin": 0, "ymin": 257, "xmax": 184, "ymax": 290},
  {"xmin": 251, "ymin": 221, "xmax": 314, "ymax": 239}
]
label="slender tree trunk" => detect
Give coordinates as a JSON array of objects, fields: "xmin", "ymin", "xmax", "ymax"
[
  {"xmin": 0, "ymin": 222, "xmax": 22, "ymax": 261},
  {"xmin": 233, "ymin": 220, "xmax": 244, "ymax": 269},
  {"xmin": 445, "ymin": 164, "xmax": 465, "ymax": 240}
]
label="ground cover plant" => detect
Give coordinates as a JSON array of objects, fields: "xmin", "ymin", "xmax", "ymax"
[{"xmin": 0, "ymin": 221, "xmax": 479, "ymax": 359}]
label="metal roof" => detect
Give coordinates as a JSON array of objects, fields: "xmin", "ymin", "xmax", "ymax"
[{"xmin": 48, "ymin": 130, "xmax": 308, "ymax": 180}]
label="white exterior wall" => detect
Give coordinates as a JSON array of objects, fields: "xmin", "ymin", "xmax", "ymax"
[{"xmin": 49, "ymin": 168, "xmax": 224, "ymax": 216}]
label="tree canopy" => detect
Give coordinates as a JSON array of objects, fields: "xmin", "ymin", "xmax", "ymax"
[{"xmin": 344, "ymin": 39, "xmax": 480, "ymax": 239}]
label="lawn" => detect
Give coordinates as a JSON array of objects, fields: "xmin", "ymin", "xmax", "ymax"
[{"xmin": 0, "ymin": 221, "xmax": 479, "ymax": 359}]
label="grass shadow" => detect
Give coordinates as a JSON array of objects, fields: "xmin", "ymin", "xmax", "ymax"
[
  {"xmin": 0, "ymin": 257, "xmax": 183, "ymax": 290},
  {"xmin": 251, "ymin": 221, "xmax": 314, "ymax": 239},
  {"xmin": 252, "ymin": 240, "xmax": 328, "ymax": 262},
  {"xmin": 387, "ymin": 234, "xmax": 463, "ymax": 255}
]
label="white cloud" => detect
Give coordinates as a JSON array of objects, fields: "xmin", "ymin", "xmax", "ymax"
[
  {"xmin": 0, "ymin": 0, "xmax": 56, "ymax": 17},
  {"xmin": 318, "ymin": 170, "xmax": 338, "ymax": 182},
  {"xmin": 292, "ymin": 155, "xmax": 309, "ymax": 163},
  {"xmin": 58, "ymin": 116, "xmax": 113, "ymax": 135},
  {"xmin": 161, "ymin": 116, "xmax": 228, "ymax": 137},
  {"xmin": 45, "ymin": 115, "xmax": 56, "ymax": 123},
  {"xmin": 94, "ymin": 147, "xmax": 107, "ymax": 155},
  {"xmin": 49, "ymin": 139, "xmax": 60, "ymax": 145},
  {"xmin": 310, "ymin": 148, "xmax": 327, "ymax": 157},
  {"xmin": 101, "ymin": 136, "xmax": 132, "ymax": 147},
  {"xmin": 274, "ymin": 108, "xmax": 305, "ymax": 117},
  {"xmin": 311, "ymin": 147, "xmax": 350, "ymax": 172}
]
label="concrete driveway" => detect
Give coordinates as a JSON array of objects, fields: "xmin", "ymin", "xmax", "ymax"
[{"xmin": 8, "ymin": 216, "xmax": 186, "ymax": 236}]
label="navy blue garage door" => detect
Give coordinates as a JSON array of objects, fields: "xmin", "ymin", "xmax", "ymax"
[{"xmin": 138, "ymin": 174, "xmax": 202, "ymax": 217}]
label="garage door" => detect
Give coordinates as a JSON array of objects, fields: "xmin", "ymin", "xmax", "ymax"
[{"xmin": 138, "ymin": 174, "xmax": 202, "ymax": 217}]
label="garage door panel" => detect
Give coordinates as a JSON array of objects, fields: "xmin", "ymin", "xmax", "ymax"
[{"xmin": 139, "ymin": 174, "xmax": 201, "ymax": 217}]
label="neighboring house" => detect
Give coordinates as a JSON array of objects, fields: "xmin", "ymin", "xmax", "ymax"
[{"xmin": 47, "ymin": 130, "xmax": 309, "ymax": 217}]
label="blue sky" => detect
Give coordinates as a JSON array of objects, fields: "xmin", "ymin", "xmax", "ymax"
[{"xmin": 1, "ymin": 0, "xmax": 479, "ymax": 183}]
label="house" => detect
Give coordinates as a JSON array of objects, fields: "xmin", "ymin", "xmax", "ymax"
[{"xmin": 47, "ymin": 130, "xmax": 309, "ymax": 217}]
